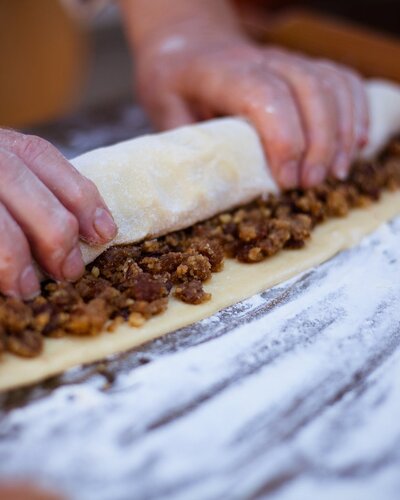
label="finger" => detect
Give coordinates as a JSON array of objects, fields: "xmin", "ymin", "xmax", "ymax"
[
  {"xmin": 0, "ymin": 148, "xmax": 84, "ymax": 282},
  {"xmin": 182, "ymin": 63, "xmax": 306, "ymax": 189},
  {"xmin": 265, "ymin": 53, "xmax": 339, "ymax": 187},
  {"xmin": 0, "ymin": 202, "xmax": 39, "ymax": 300},
  {"xmin": 0, "ymin": 131, "xmax": 117, "ymax": 245},
  {"xmin": 317, "ymin": 62, "xmax": 357, "ymax": 179},
  {"xmin": 342, "ymin": 68, "xmax": 369, "ymax": 148},
  {"xmin": 142, "ymin": 92, "xmax": 196, "ymax": 131}
]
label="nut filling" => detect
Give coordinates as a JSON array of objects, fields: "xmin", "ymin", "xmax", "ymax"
[{"xmin": 1, "ymin": 138, "xmax": 400, "ymax": 359}]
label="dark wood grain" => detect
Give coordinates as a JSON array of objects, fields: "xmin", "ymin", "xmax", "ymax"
[{"xmin": 1, "ymin": 104, "xmax": 400, "ymax": 500}]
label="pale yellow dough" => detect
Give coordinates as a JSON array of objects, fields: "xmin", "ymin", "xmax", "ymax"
[{"xmin": 1, "ymin": 191, "xmax": 400, "ymax": 392}]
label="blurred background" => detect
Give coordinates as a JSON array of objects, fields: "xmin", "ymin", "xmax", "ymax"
[{"xmin": 0, "ymin": 0, "xmax": 399, "ymax": 129}]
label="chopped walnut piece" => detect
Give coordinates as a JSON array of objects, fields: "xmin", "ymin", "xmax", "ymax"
[
  {"xmin": 175, "ymin": 280, "xmax": 211, "ymax": 304},
  {"xmin": 107, "ymin": 317, "xmax": 124, "ymax": 332},
  {"xmin": 128, "ymin": 312, "xmax": 146, "ymax": 327},
  {"xmin": 219, "ymin": 213, "xmax": 232, "ymax": 224},
  {"xmin": 238, "ymin": 222, "xmax": 258, "ymax": 242},
  {"xmin": 6, "ymin": 329, "xmax": 43, "ymax": 358},
  {"xmin": 65, "ymin": 299, "xmax": 109, "ymax": 336},
  {"xmin": 326, "ymin": 189, "xmax": 350, "ymax": 217},
  {"xmin": 175, "ymin": 254, "xmax": 211, "ymax": 282},
  {"xmin": 91, "ymin": 266, "xmax": 100, "ymax": 278}
]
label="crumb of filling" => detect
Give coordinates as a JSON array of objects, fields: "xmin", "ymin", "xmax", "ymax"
[{"xmin": 1, "ymin": 139, "xmax": 400, "ymax": 358}]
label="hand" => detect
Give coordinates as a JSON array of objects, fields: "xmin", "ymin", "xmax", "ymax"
[
  {"xmin": 0, "ymin": 482, "xmax": 62, "ymax": 500},
  {"xmin": 133, "ymin": 29, "xmax": 368, "ymax": 190},
  {"xmin": 0, "ymin": 130, "xmax": 117, "ymax": 300}
]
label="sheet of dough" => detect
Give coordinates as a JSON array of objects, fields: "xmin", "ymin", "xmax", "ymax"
[
  {"xmin": 2, "ymin": 79, "xmax": 400, "ymax": 391},
  {"xmin": 1, "ymin": 191, "xmax": 400, "ymax": 392},
  {"xmin": 74, "ymin": 79, "xmax": 400, "ymax": 265}
]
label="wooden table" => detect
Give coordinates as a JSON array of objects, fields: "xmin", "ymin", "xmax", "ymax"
[{"xmin": 1, "ymin": 103, "xmax": 400, "ymax": 500}]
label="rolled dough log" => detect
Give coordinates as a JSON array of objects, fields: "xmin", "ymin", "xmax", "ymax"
[
  {"xmin": 73, "ymin": 79, "xmax": 400, "ymax": 265},
  {"xmin": 74, "ymin": 117, "xmax": 277, "ymax": 264}
]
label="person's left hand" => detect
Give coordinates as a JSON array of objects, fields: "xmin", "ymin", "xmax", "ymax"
[{"xmin": 0, "ymin": 130, "xmax": 117, "ymax": 299}]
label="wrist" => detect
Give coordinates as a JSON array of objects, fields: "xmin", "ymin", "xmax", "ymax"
[{"xmin": 119, "ymin": 0, "xmax": 247, "ymax": 55}]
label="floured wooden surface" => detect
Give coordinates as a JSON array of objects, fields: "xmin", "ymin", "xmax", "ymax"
[
  {"xmin": 1, "ymin": 103, "xmax": 400, "ymax": 499},
  {"xmin": 1, "ymin": 218, "xmax": 400, "ymax": 499}
]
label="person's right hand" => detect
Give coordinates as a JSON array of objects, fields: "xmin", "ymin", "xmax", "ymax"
[
  {"xmin": 0, "ymin": 130, "xmax": 117, "ymax": 300},
  {"xmin": 134, "ymin": 38, "xmax": 368, "ymax": 189},
  {"xmin": 121, "ymin": 0, "xmax": 368, "ymax": 191}
]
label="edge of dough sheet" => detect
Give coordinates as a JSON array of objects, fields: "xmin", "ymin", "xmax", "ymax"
[{"xmin": 2, "ymin": 190, "xmax": 400, "ymax": 392}]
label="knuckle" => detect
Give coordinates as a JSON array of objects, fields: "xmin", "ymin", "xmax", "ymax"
[
  {"xmin": 84, "ymin": 176, "xmax": 99, "ymax": 194},
  {"xmin": 0, "ymin": 150, "xmax": 32, "ymax": 186},
  {"xmin": 332, "ymin": 72, "xmax": 353, "ymax": 98},
  {"xmin": 45, "ymin": 212, "xmax": 79, "ymax": 255},
  {"xmin": 244, "ymin": 77, "xmax": 291, "ymax": 112},
  {"xmin": 78, "ymin": 178, "xmax": 100, "ymax": 205},
  {"xmin": 0, "ymin": 130, "xmax": 25, "ymax": 154},
  {"xmin": 341, "ymin": 66, "xmax": 362, "ymax": 82},
  {"xmin": 0, "ymin": 147, "xmax": 18, "ymax": 173},
  {"xmin": 340, "ymin": 68, "xmax": 365, "ymax": 98},
  {"xmin": 0, "ymin": 245, "xmax": 26, "ymax": 276},
  {"xmin": 268, "ymin": 76, "xmax": 292, "ymax": 99},
  {"xmin": 274, "ymin": 139, "xmax": 304, "ymax": 161},
  {"xmin": 311, "ymin": 140, "xmax": 336, "ymax": 161},
  {"xmin": 64, "ymin": 210, "xmax": 79, "ymax": 232},
  {"xmin": 0, "ymin": 215, "xmax": 29, "ymax": 274},
  {"xmin": 19, "ymin": 134, "xmax": 50, "ymax": 161},
  {"xmin": 317, "ymin": 59, "xmax": 344, "ymax": 78},
  {"xmin": 307, "ymin": 65, "xmax": 339, "ymax": 97},
  {"xmin": 59, "ymin": 211, "xmax": 79, "ymax": 241},
  {"xmin": 307, "ymin": 127, "xmax": 335, "ymax": 156},
  {"xmin": 66, "ymin": 177, "xmax": 103, "ymax": 216},
  {"xmin": 68, "ymin": 179, "xmax": 90, "ymax": 207},
  {"xmin": 302, "ymin": 71, "xmax": 325, "ymax": 95}
]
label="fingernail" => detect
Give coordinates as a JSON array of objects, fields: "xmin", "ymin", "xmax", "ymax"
[
  {"xmin": 305, "ymin": 165, "xmax": 326, "ymax": 187},
  {"xmin": 19, "ymin": 265, "xmax": 40, "ymax": 300},
  {"xmin": 333, "ymin": 152, "xmax": 349, "ymax": 180},
  {"xmin": 94, "ymin": 208, "xmax": 117, "ymax": 242},
  {"xmin": 62, "ymin": 247, "xmax": 84, "ymax": 282},
  {"xmin": 279, "ymin": 161, "xmax": 298, "ymax": 189}
]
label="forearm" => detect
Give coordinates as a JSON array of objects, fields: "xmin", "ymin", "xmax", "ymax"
[{"xmin": 118, "ymin": 0, "xmax": 246, "ymax": 52}]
